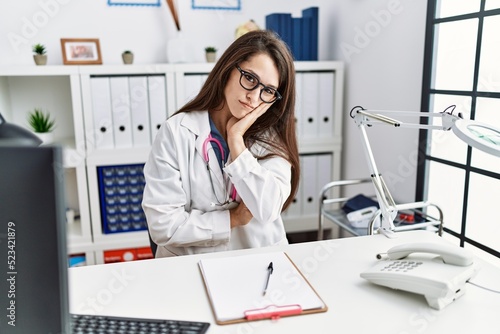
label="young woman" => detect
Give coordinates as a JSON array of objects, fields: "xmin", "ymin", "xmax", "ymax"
[{"xmin": 142, "ymin": 30, "xmax": 300, "ymax": 257}]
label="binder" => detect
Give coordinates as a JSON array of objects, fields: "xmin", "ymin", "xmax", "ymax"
[
  {"xmin": 301, "ymin": 72, "xmax": 319, "ymax": 137},
  {"xmin": 317, "ymin": 154, "xmax": 332, "ymax": 202},
  {"xmin": 294, "ymin": 72, "xmax": 304, "ymax": 139},
  {"xmin": 284, "ymin": 179, "xmax": 302, "ymax": 218},
  {"xmin": 128, "ymin": 76, "xmax": 151, "ymax": 147},
  {"xmin": 291, "ymin": 17, "xmax": 302, "ymax": 60},
  {"xmin": 318, "ymin": 72, "xmax": 335, "ymax": 137},
  {"xmin": 266, "ymin": 7, "xmax": 318, "ymax": 60},
  {"xmin": 265, "ymin": 13, "xmax": 292, "ymax": 50},
  {"xmin": 110, "ymin": 77, "xmax": 133, "ymax": 148},
  {"xmin": 280, "ymin": 13, "xmax": 293, "ymax": 51},
  {"xmin": 301, "ymin": 16, "xmax": 312, "ymax": 60},
  {"xmin": 265, "ymin": 13, "xmax": 281, "ymax": 35},
  {"xmin": 301, "ymin": 154, "xmax": 317, "ymax": 216},
  {"xmin": 302, "ymin": 7, "xmax": 319, "ymax": 60},
  {"xmin": 90, "ymin": 77, "xmax": 114, "ymax": 149},
  {"xmin": 147, "ymin": 75, "xmax": 168, "ymax": 143},
  {"xmin": 199, "ymin": 251, "xmax": 327, "ymax": 325},
  {"xmin": 182, "ymin": 74, "xmax": 205, "ymax": 106}
]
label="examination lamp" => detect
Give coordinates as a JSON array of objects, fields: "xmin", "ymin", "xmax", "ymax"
[
  {"xmin": 0, "ymin": 112, "xmax": 42, "ymax": 146},
  {"xmin": 351, "ymin": 105, "xmax": 500, "ymax": 238}
]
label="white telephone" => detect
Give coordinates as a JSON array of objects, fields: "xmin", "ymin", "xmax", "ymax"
[{"xmin": 360, "ymin": 242, "xmax": 479, "ymax": 310}]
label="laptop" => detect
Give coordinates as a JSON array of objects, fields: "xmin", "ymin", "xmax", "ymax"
[{"xmin": 0, "ymin": 145, "xmax": 209, "ymax": 333}]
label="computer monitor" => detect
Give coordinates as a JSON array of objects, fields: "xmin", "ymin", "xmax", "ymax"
[
  {"xmin": 0, "ymin": 144, "xmax": 70, "ymax": 333},
  {"xmin": 0, "ymin": 113, "xmax": 42, "ymax": 146}
]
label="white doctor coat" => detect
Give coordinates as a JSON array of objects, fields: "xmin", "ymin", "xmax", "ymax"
[{"xmin": 142, "ymin": 111, "xmax": 291, "ymax": 257}]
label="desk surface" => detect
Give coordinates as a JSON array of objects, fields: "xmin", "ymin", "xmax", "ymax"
[{"xmin": 69, "ymin": 231, "xmax": 500, "ymax": 334}]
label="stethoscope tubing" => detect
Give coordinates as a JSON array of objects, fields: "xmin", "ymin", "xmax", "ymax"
[{"xmin": 203, "ymin": 134, "xmax": 237, "ymax": 204}]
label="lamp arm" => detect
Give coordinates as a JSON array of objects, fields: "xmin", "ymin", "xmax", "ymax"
[
  {"xmin": 351, "ymin": 105, "xmax": 460, "ymax": 237},
  {"xmin": 352, "ymin": 106, "xmax": 461, "ymax": 130},
  {"xmin": 351, "ymin": 105, "xmax": 500, "ymax": 237},
  {"xmin": 358, "ymin": 122, "xmax": 398, "ymax": 237}
]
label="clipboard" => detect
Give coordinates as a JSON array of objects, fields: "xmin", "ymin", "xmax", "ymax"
[{"xmin": 198, "ymin": 251, "xmax": 328, "ymax": 325}]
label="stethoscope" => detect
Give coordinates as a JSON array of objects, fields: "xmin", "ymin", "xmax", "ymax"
[{"xmin": 202, "ymin": 134, "xmax": 237, "ymax": 206}]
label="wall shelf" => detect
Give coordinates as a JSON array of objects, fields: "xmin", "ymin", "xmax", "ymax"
[{"xmin": 0, "ymin": 61, "xmax": 344, "ymax": 264}]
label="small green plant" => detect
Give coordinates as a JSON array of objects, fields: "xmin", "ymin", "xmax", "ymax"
[
  {"xmin": 32, "ymin": 43, "xmax": 47, "ymax": 55},
  {"xmin": 27, "ymin": 108, "xmax": 55, "ymax": 133},
  {"xmin": 123, "ymin": 50, "xmax": 133, "ymax": 54},
  {"xmin": 205, "ymin": 46, "xmax": 217, "ymax": 53}
]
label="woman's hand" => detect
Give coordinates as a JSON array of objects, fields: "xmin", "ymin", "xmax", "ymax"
[
  {"xmin": 226, "ymin": 102, "xmax": 273, "ymax": 159},
  {"xmin": 227, "ymin": 102, "xmax": 270, "ymax": 137},
  {"xmin": 229, "ymin": 201, "xmax": 253, "ymax": 228}
]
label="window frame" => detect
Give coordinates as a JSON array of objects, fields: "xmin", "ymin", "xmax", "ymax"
[{"xmin": 417, "ymin": 0, "xmax": 500, "ymax": 259}]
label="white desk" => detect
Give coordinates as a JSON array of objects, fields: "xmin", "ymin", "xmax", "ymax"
[{"xmin": 69, "ymin": 231, "xmax": 500, "ymax": 333}]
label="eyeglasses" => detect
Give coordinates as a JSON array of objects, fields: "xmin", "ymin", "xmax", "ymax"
[{"xmin": 235, "ymin": 65, "xmax": 282, "ymax": 103}]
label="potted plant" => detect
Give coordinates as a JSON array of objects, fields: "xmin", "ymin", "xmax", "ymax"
[
  {"xmin": 27, "ymin": 108, "xmax": 56, "ymax": 144},
  {"xmin": 205, "ymin": 46, "xmax": 217, "ymax": 63},
  {"xmin": 122, "ymin": 50, "xmax": 134, "ymax": 65},
  {"xmin": 32, "ymin": 43, "xmax": 47, "ymax": 65}
]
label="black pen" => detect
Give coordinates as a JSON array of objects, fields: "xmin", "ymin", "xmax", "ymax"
[{"xmin": 263, "ymin": 262, "xmax": 273, "ymax": 296}]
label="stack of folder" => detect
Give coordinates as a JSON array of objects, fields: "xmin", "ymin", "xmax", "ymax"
[
  {"xmin": 90, "ymin": 75, "xmax": 168, "ymax": 150},
  {"xmin": 265, "ymin": 7, "xmax": 319, "ymax": 61}
]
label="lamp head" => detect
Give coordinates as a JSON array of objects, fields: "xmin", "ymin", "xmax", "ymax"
[{"xmin": 452, "ymin": 119, "xmax": 500, "ymax": 158}]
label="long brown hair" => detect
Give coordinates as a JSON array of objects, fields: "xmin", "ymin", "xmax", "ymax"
[{"xmin": 177, "ymin": 30, "xmax": 299, "ymax": 211}]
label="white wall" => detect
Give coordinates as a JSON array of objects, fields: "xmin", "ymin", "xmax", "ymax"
[
  {"xmin": 0, "ymin": 0, "xmax": 340, "ymax": 65},
  {"xmin": 332, "ymin": 0, "xmax": 427, "ymax": 203},
  {"xmin": 0, "ymin": 0, "xmax": 427, "ymax": 202}
]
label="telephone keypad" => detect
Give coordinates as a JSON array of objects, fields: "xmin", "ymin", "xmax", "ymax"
[{"xmin": 380, "ymin": 261, "xmax": 423, "ymax": 273}]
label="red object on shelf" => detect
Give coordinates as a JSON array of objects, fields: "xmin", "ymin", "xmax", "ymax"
[
  {"xmin": 103, "ymin": 247, "xmax": 153, "ymax": 264},
  {"xmin": 136, "ymin": 247, "xmax": 154, "ymax": 260},
  {"xmin": 104, "ymin": 249, "xmax": 137, "ymax": 263},
  {"xmin": 398, "ymin": 212, "xmax": 415, "ymax": 223}
]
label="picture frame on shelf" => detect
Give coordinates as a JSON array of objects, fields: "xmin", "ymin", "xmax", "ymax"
[
  {"xmin": 192, "ymin": 0, "xmax": 241, "ymax": 10},
  {"xmin": 60, "ymin": 38, "xmax": 102, "ymax": 65}
]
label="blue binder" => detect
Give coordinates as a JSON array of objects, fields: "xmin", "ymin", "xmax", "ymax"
[
  {"xmin": 265, "ymin": 13, "xmax": 293, "ymax": 51},
  {"xmin": 266, "ymin": 7, "xmax": 319, "ymax": 61},
  {"xmin": 301, "ymin": 16, "xmax": 312, "ymax": 60},
  {"xmin": 265, "ymin": 13, "xmax": 281, "ymax": 35},
  {"xmin": 302, "ymin": 7, "xmax": 319, "ymax": 60},
  {"xmin": 291, "ymin": 17, "xmax": 303, "ymax": 60}
]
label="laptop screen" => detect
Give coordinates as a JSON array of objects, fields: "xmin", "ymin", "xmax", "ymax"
[{"xmin": 0, "ymin": 145, "xmax": 70, "ymax": 333}]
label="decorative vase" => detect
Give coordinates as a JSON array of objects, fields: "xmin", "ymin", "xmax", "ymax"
[
  {"xmin": 33, "ymin": 54, "xmax": 47, "ymax": 66},
  {"xmin": 36, "ymin": 132, "xmax": 54, "ymax": 145},
  {"xmin": 122, "ymin": 53, "xmax": 134, "ymax": 65},
  {"xmin": 205, "ymin": 52, "xmax": 216, "ymax": 63}
]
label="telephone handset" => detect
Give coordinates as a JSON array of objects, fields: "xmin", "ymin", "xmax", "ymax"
[
  {"xmin": 361, "ymin": 242, "xmax": 479, "ymax": 310},
  {"xmin": 378, "ymin": 242, "xmax": 474, "ymax": 266}
]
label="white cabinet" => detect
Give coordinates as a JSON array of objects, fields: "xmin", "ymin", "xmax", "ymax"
[
  {"xmin": 283, "ymin": 62, "xmax": 344, "ymax": 233},
  {"xmin": 0, "ymin": 65, "xmax": 94, "ymax": 263},
  {"xmin": 0, "ymin": 61, "xmax": 343, "ymax": 264},
  {"xmin": 79, "ymin": 64, "xmax": 177, "ymax": 263}
]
